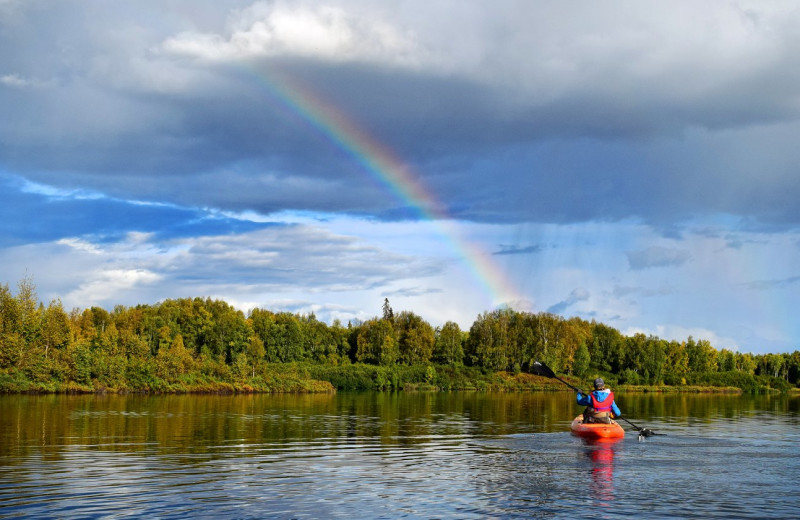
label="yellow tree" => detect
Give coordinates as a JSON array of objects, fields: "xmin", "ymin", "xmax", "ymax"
[
  {"xmin": 40, "ymin": 299, "xmax": 70, "ymax": 360},
  {"xmin": 16, "ymin": 276, "xmax": 41, "ymax": 346},
  {"xmin": 246, "ymin": 336, "xmax": 266, "ymax": 378},
  {"xmin": 664, "ymin": 340, "xmax": 689, "ymax": 378},
  {"xmin": 0, "ymin": 283, "xmax": 24, "ymax": 368},
  {"xmin": 0, "ymin": 277, "xmax": 43, "ymax": 376},
  {"xmin": 560, "ymin": 317, "xmax": 591, "ymax": 374},
  {"xmin": 156, "ymin": 333, "xmax": 195, "ymax": 381}
]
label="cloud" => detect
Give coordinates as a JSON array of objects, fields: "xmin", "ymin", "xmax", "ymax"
[
  {"xmin": 63, "ymin": 269, "xmax": 162, "ymax": 305},
  {"xmin": 18, "ymin": 177, "xmax": 105, "ymax": 200},
  {"xmin": 611, "ymin": 284, "xmax": 673, "ymax": 299},
  {"xmin": 547, "ymin": 288, "xmax": 590, "ymax": 315},
  {"xmin": 502, "ymin": 298, "xmax": 535, "ymax": 314},
  {"xmin": 381, "ymin": 286, "xmax": 443, "ymax": 298},
  {"xmin": 743, "ymin": 275, "xmax": 800, "ymax": 291},
  {"xmin": 255, "ymin": 299, "xmax": 363, "ymax": 323},
  {"xmin": 1, "ymin": 1, "xmax": 800, "ymax": 354},
  {"xmin": 173, "ymin": 225, "xmax": 445, "ymax": 290},
  {"xmin": 626, "ymin": 246, "xmax": 691, "ymax": 270},
  {"xmin": 493, "ymin": 244, "xmax": 543, "ymax": 256},
  {"xmin": 0, "ymin": 222, "xmax": 448, "ymax": 312},
  {"xmin": 162, "ymin": 3, "xmax": 421, "ymax": 67},
  {"xmin": 623, "ymin": 324, "xmax": 741, "ymax": 352},
  {"xmin": 1, "ymin": 1, "xmax": 799, "ymax": 228},
  {"xmin": 1, "ymin": 74, "xmax": 35, "ymax": 88}
]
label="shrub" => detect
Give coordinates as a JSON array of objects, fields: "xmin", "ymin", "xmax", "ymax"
[{"xmin": 619, "ymin": 368, "xmax": 640, "ymax": 385}]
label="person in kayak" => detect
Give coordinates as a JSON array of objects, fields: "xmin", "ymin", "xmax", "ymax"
[{"xmin": 577, "ymin": 378, "xmax": 621, "ymax": 424}]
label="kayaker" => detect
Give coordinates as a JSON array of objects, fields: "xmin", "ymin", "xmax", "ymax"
[{"xmin": 577, "ymin": 378, "xmax": 621, "ymax": 424}]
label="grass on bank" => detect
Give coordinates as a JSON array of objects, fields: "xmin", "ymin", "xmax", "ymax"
[{"xmin": 1, "ymin": 362, "xmax": 795, "ymax": 395}]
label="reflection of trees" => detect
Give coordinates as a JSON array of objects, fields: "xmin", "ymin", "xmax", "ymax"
[
  {"xmin": 1, "ymin": 393, "xmax": 569, "ymax": 463},
  {"xmin": 1, "ymin": 393, "xmax": 793, "ymax": 467},
  {"xmin": 617, "ymin": 393, "xmax": 781, "ymax": 426}
]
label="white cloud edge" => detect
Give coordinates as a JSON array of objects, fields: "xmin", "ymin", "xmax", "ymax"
[{"xmin": 160, "ymin": 2, "xmax": 422, "ymax": 67}]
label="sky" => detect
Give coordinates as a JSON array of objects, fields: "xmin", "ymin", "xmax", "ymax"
[{"xmin": 1, "ymin": 0, "xmax": 799, "ymax": 355}]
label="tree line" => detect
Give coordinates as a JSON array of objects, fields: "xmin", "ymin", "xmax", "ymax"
[{"xmin": 1, "ymin": 278, "xmax": 798, "ymax": 392}]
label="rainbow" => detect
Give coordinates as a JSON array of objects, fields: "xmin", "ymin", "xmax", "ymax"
[{"xmin": 243, "ymin": 65, "xmax": 523, "ymax": 309}]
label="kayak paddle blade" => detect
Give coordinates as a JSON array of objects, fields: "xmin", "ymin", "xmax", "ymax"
[{"xmin": 532, "ymin": 361, "xmax": 556, "ymax": 378}]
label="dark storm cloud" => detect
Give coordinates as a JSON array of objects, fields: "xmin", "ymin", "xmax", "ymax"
[{"xmin": 2, "ymin": 1, "xmax": 800, "ymax": 228}]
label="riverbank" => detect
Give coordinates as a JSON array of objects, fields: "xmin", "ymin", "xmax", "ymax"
[
  {"xmin": 616, "ymin": 384, "xmax": 744, "ymax": 394},
  {"xmin": 0, "ymin": 366, "xmax": 335, "ymax": 395},
  {"xmin": 3, "ymin": 363, "xmax": 794, "ymax": 395}
]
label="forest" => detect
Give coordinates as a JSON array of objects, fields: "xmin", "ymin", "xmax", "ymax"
[{"xmin": 1, "ymin": 277, "xmax": 798, "ymax": 394}]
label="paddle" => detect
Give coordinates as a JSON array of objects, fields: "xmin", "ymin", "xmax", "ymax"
[
  {"xmin": 615, "ymin": 416, "xmax": 663, "ymax": 437},
  {"xmin": 531, "ymin": 360, "xmax": 582, "ymax": 392},
  {"xmin": 531, "ymin": 361, "xmax": 662, "ymax": 438}
]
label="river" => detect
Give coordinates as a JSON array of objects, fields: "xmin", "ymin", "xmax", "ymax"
[{"xmin": 1, "ymin": 391, "xmax": 797, "ymax": 518}]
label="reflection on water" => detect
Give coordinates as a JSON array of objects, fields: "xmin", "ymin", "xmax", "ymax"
[
  {"xmin": 0, "ymin": 392, "xmax": 797, "ymax": 518},
  {"xmin": 584, "ymin": 438, "xmax": 620, "ymax": 506}
]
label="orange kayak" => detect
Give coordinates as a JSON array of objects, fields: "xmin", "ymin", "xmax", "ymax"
[{"xmin": 570, "ymin": 415, "xmax": 625, "ymax": 439}]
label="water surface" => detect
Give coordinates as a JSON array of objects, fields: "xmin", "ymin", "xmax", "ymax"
[{"xmin": 1, "ymin": 392, "xmax": 797, "ymax": 518}]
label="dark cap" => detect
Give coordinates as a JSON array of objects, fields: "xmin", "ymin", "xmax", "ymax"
[{"xmin": 593, "ymin": 378, "xmax": 605, "ymax": 389}]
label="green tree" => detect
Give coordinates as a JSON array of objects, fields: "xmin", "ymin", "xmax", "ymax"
[
  {"xmin": 589, "ymin": 323, "xmax": 624, "ymax": 373},
  {"xmin": 69, "ymin": 340, "xmax": 93, "ymax": 385},
  {"xmin": 531, "ymin": 313, "xmax": 565, "ymax": 372},
  {"xmin": 273, "ymin": 312, "xmax": 305, "ymax": 362},
  {"xmin": 623, "ymin": 333, "xmax": 648, "ymax": 376},
  {"xmin": 717, "ymin": 349, "xmax": 736, "ymax": 372},
  {"xmin": 786, "ymin": 351, "xmax": 800, "ymax": 385},
  {"xmin": 573, "ymin": 342, "xmax": 591, "ymax": 377},
  {"xmin": 663, "ymin": 340, "xmax": 689, "ymax": 380},
  {"xmin": 559, "ymin": 317, "xmax": 592, "ymax": 375},
  {"xmin": 356, "ymin": 318, "xmax": 397, "ymax": 366},
  {"xmin": 508, "ymin": 313, "xmax": 535, "ymax": 370},
  {"xmin": 433, "ymin": 321, "xmax": 464, "ymax": 365},
  {"xmin": 465, "ymin": 309, "xmax": 511, "ymax": 371},
  {"xmin": 736, "ymin": 352, "xmax": 757, "ymax": 375},
  {"xmin": 645, "ymin": 336, "xmax": 667, "ymax": 384},
  {"xmin": 394, "ymin": 311, "xmax": 435, "ymax": 365},
  {"xmin": 86, "ymin": 318, "xmax": 126, "ymax": 387},
  {"xmin": 758, "ymin": 353, "xmax": 786, "ymax": 379},
  {"xmin": 687, "ymin": 338, "xmax": 717, "ymax": 373},
  {"xmin": 203, "ymin": 299, "xmax": 251, "ymax": 363},
  {"xmin": 169, "ymin": 298, "xmax": 214, "ymax": 355}
]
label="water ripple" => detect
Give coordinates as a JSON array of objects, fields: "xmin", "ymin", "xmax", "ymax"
[{"xmin": 2, "ymin": 393, "xmax": 798, "ymax": 518}]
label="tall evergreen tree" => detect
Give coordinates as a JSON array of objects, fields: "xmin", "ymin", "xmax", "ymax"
[{"xmin": 382, "ymin": 298, "xmax": 394, "ymax": 321}]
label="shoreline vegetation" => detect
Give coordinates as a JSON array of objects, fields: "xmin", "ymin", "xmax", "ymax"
[
  {"xmin": 0, "ymin": 362, "xmax": 755, "ymax": 396},
  {"xmin": 2, "ymin": 278, "xmax": 798, "ymax": 395}
]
